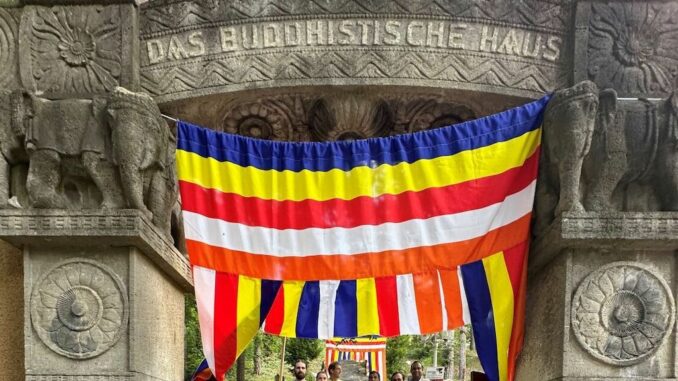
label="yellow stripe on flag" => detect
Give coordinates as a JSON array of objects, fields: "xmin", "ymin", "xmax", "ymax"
[
  {"xmin": 236, "ymin": 275, "xmax": 262, "ymax": 356},
  {"xmin": 280, "ymin": 281, "xmax": 305, "ymax": 337},
  {"xmin": 176, "ymin": 129, "xmax": 540, "ymax": 201},
  {"xmin": 356, "ymin": 278, "xmax": 380, "ymax": 336},
  {"xmin": 482, "ymin": 252, "xmax": 514, "ymax": 381}
]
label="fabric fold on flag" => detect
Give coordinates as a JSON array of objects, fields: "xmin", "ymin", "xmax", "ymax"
[{"xmin": 177, "ymin": 94, "xmax": 551, "ymax": 381}]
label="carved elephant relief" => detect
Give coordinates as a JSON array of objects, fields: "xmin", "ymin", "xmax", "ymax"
[
  {"xmin": 0, "ymin": 87, "xmax": 177, "ymax": 236},
  {"xmin": 537, "ymin": 81, "xmax": 678, "ymax": 230}
]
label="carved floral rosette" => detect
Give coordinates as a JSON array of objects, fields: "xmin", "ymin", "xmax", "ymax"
[
  {"xmin": 30, "ymin": 258, "xmax": 128, "ymax": 359},
  {"xmin": 571, "ymin": 262, "xmax": 675, "ymax": 366}
]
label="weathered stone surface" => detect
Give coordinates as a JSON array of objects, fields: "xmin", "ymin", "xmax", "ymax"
[
  {"xmin": 128, "ymin": 252, "xmax": 184, "ymax": 381},
  {"xmin": 575, "ymin": 1, "xmax": 678, "ymax": 98},
  {"xmin": 0, "ymin": 7, "xmax": 19, "ymax": 89},
  {"xmin": 571, "ymin": 262, "xmax": 675, "ymax": 366},
  {"xmin": 139, "ymin": 0, "xmax": 572, "ymax": 103},
  {"xmin": 0, "ymin": 239, "xmax": 24, "ymax": 380},
  {"xmin": 18, "ymin": 211, "xmax": 188, "ymax": 380},
  {"xmin": 30, "ymin": 258, "xmax": 129, "ymax": 360},
  {"xmin": 532, "ymin": 211, "xmax": 678, "ymax": 272},
  {"xmin": 537, "ymin": 81, "xmax": 678, "ymax": 232},
  {"xmin": 0, "ymin": 87, "xmax": 179, "ymax": 238},
  {"xmin": 0, "ymin": 209, "xmax": 192, "ymax": 290},
  {"xmin": 522, "ymin": 249, "xmax": 677, "ymax": 380},
  {"xmin": 18, "ymin": 4, "xmax": 138, "ymax": 98}
]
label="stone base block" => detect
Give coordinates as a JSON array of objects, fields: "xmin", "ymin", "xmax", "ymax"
[
  {"xmin": 0, "ymin": 210, "xmax": 192, "ymax": 381},
  {"xmin": 518, "ymin": 213, "xmax": 678, "ymax": 380}
]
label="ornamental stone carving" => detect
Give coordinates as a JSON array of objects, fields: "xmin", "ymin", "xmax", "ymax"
[
  {"xmin": 30, "ymin": 259, "xmax": 128, "ymax": 359},
  {"xmin": 222, "ymin": 99, "xmax": 296, "ymax": 140},
  {"xmin": 0, "ymin": 8, "xmax": 18, "ymax": 89},
  {"xmin": 19, "ymin": 5, "xmax": 125, "ymax": 97},
  {"xmin": 309, "ymin": 94, "xmax": 394, "ymax": 141},
  {"xmin": 571, "ymin": 262, "xmax": 675, "ymax": 366},
  {"xmin": 577, "ymin": 1, "xmax": 678, "ymax": 97}
]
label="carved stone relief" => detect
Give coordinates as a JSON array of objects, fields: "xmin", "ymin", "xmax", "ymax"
[
  {"xmin": 571, "ymin": 262, "xmax": 675, "ymax": 366},
  {"xmin": 577, "ymin": 1, "xmax": 678, "ymax": 98},
  {"xmin": 0, "ymin": 8, "xmax": 18, "ymax": 89},
  {"xmin": 0, "ymin": 87, "xmax": 178, "ymax": 239},
  {"xmin": 30, "ymin": 258, "xmax": 128, "ymax": 359},
  {"xmin": 536, "ymin": 81, "xmax": 678, "ymax": 232},
  {"xmin": 192, "ymin": 92, "xmax": 480, "ymax": 143},
  {"xmin": 19, "ymin": 5, "xmax": 123, "ymax": 97},
  {"xmin": 139, "ymin": 0, "xmax": 572, "ymax": 102}
]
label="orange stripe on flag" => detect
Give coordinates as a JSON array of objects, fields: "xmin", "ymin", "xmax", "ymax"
[
  {"xmin": 186, "ymin": 214, "xmax": 531, "ymax": 280},
  {"xmin": 413, "ymin": 271, "xmax": 444, "ymax": 333},
  {"xmin": 439, "ymin": 268, "xmax": 465, "ymax": 329}
]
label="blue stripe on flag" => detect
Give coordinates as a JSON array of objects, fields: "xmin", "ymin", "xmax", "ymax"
[
  {"xmin": 334, "ymin": 280, "xmax": 358, "ymax": 337},
  {"xmin": 176, "ymin": 95, "xmax": 550, "ymax": 172},
  {"xmin": 260, "ymin": 280, "xmax": 282, "ymax": 323},
  {"xmin": 461, "ymin": 261, "xmax": 500, "ymax": 381},
  {"xmin": 296, "ymin": 281, "xmax": 321, "ymax": 338}
]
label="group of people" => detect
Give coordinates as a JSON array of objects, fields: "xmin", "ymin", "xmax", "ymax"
[{"xmin": 292, "ymin": 359, "xmax": 429, "ymax": 381}]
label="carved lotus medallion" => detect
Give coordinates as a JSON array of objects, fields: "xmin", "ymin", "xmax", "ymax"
[
  {"xmin": 571, "ymin": 262, "xmax": 675, "ymax": 365},
  {"xmin": 21, "ymin": 5, "xmax": 122, "ymax": 95},
  {"xmin": 31, "ymin": 258, "xmax": 128, "ymax": 359},
  {"xmin": 587, "ymin": 2, "xmax": 678, "ymax": 96}
]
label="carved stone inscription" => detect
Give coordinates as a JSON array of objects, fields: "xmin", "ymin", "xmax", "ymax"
[
  {"xmin": 145, "ymin": 19, "xmax": 562, "ymax": 65},
  {"xmin": 571, "ymin": 262, "xmax": 675, "ymax": 366},
  {"xmin": 31, "ymin": 259, "xmax": 128, "ymax": 359},
  {"xmin": 140, "ymin": 15, "xmax": 568, "ymax": 101}
]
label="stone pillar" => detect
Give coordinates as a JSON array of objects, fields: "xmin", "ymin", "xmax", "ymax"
[
  {"xmin": 0, "ymin": 1, "xmax": 189, "ymax": 379},
  {"xmin": 518, "ymin": 79, "xmax": 678, "ymax": 380},
  {"xmin": 0, "ymin": 210, "xmax": 191, "ymax": 381}
]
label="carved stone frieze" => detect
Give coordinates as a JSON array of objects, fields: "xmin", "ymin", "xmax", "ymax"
[
  {"xmin": 140, "ymin": 0, "xmax": 573, "ymax": 35},
  {"xmin": 0, "ymin": 209, "xmax": 192, "ymax": 290},
  {"xmin": 30, "ymin": 258, "xmax": 129, "ymax": 359},
  {"xmin": 0, "ymin": 8, "xmax": 18, "ymax": 89},
  {"xmin": 176, "ymin": 91, "xmax": 483, "ymax": 143},
  {"xmin": 571, "ymin": 262, "xmax": 675, "ymax": 366},
  {"xmin": 139, "ymin": 0, "xmax": 572, "ymax": 102},
  {"xmin": 576, "ymin": 1, "xmax": 678, "ymax": 98}
]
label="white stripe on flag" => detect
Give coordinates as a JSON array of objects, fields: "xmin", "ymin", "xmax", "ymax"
[
  {"xmin": 396, "ymin": 274, "xmax": 421, "ymax": 334},
  {"xmin": 457, "ymin": 267, "xmax": 472, "ymax": 324},
  {"xmin": 318, "ymin": 281, "xmax": 340, "ymax": 339},
  {"xmin": 437, "ymin": 270, "xmax": 448, "ymax": 331},
  {"xmin": 193, "ymin": 266, "xmax": 216, "ymax": 374},
  {"xmin": 183, "ymin": 181, "xmax": 536, "ymax": 256}
]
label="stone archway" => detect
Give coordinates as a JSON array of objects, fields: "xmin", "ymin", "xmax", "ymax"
[{"xmin": 0, "ymin": 0, "xmax": 677, "ymax": 380}]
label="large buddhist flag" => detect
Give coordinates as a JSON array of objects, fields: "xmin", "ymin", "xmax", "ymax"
[{"xmin": 176, "ymin": 95, "xmax": 551, "ymax": 381}]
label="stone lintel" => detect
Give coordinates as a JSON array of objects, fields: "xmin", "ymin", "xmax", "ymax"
[
  {"xmin": 0, "ymin": 209, "xmax": 192, "ymax": 291},
  {"xmin": 530, "ymin": 211, "xmax": 678, "ymax": 274},
  {"xmin": 21, "ymin": 0, "xmax": 141, "ymax": 5}
]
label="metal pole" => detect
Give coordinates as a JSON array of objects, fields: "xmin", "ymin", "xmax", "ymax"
[{"xmin": 279, "ymin": 337, "xmax": 287, "ymax": 381}]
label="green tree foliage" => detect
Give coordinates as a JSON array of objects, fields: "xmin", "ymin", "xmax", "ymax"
[
  {"xmin": 185, "ymin": 295, "xmax": 204, "ymax": 380},
  {"xmin": 284, "ymin": 338, "xmax": 323, "ymax": 367}
]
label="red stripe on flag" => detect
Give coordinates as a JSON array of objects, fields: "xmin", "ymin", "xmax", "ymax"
[
  {"xmin": 213, "ymin": 272, "xmax": 238, "ymax": 378},
  {"xmin": 503, "ymin": 241, "xmax": 528, "ymax": 381},
  {"xmin": 179, "ymin": 150, "xmax": 539, "ymax": 229},
  {"xmin": 375, "ymin": 276, "xmax": 400, "ymax": 336},
  {"xmin": 413, "ymin": 272, "xmax": 444, "ymax": 334},
  {"xmin": 186, "ymin": 213, "xmax": 532, "ymax": 280},
  {"xmin": 439, "ymin": 268, "xmax": 465, "ymax": 329},
  {"xmin": 263, "ymin": 284, "xmax": 285, "ymax": 335}
]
